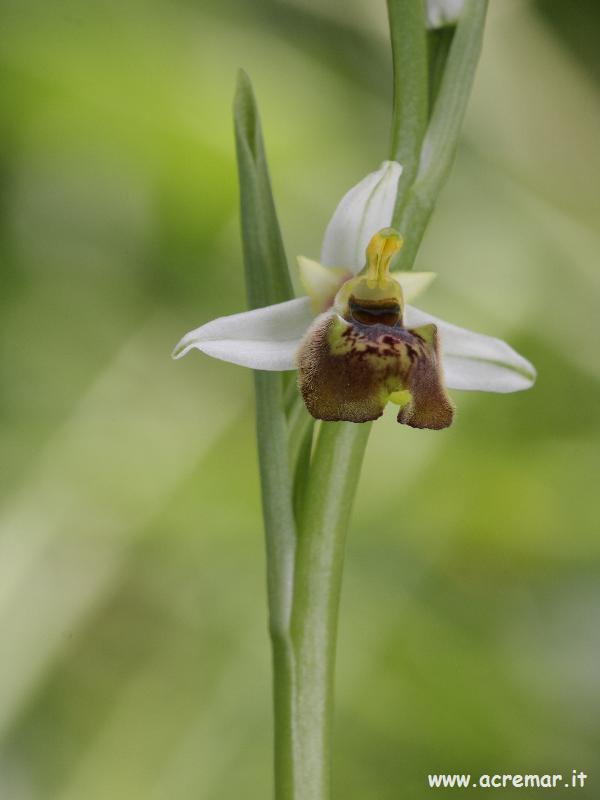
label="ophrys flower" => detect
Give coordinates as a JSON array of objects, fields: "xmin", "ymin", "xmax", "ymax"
[{"xmin": 173, "ymin": 161, "xmax": 535, "ymax": 429}]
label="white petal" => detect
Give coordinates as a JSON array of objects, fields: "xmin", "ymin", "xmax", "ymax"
[
  {"xmin": 405, "ymin": 305, "xmax": 536, "ymax": 392},
  {"xmin": 426, "ymin": 0, "xmax": 464, "ymax": 28},
  {"xmin": 297, "ymin": 256, "xmax": 351, "ymax": 313},
  {"xmin": 173, "ymin": 297, "xmax": 313, "ymax": 371},
  {"xmin": 395, "ymin": 271, "xmax": 436, "ymax": 303},
  {"xmin": 321, "ymin": 161, "xmax": 403, "ymax": 274}
]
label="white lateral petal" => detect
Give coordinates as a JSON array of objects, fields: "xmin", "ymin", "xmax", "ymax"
[
  {"xmin": 297, "ymin": 256, "xmax": 351, "ymax": 313},
  {"xmin": 173, "ymin": 297, "xmax": 313, "ymax": 371},
  {"xmin": 395, "ymin": 271, "xmax": 436, "ymax": 303},
  {"xmin": 405, "ymin": 305, "xmax": 536, "ymax": 393},
  {"xmin": 426, "ymin": 0, "xmax": 464, "ymax": 28},
  {"xmin": 321, "ymin": 161, "xmax": 403, "ymax": 274}
]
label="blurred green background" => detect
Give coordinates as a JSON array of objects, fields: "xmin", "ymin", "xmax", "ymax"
[{"xmin": 1, "ymin": 1, "xmax": 599, "ymax": 797}]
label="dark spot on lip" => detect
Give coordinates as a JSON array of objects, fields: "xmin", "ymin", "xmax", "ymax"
[
  {"xmin": 339, "ymin": 319, "xmax": 430, "ymax": 365},
  {"xmin": 348, "ymin": 294, "xmax": 401, "ymax": 327},
  {"xmin": 348, "ymin": 294, "xmax": 399, "ymax": 310}
]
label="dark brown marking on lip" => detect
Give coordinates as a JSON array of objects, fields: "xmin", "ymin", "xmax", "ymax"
[
  {"xmin": 404, "ymin": 344, "xmax": 417, "ymax": 362},
  {"xmin": 296, "ymin": 312, "xmax": 454, "ymax": 428},
  {"xmin": 348, "ymin": 294, "xmax": 401, "ymax": 328}
]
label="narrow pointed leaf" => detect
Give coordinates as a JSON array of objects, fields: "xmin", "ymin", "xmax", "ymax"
[
  {"xmin": 234, "ymin": 70, "xmax": 294, "ymax": 309},
  {"xmin": 234, "ymin": 72, "xmax": 297, "ymax": 647}
]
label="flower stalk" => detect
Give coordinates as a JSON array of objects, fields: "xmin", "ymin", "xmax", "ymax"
[
  {"xmin": 288, "ymin": 421, "xmax": 371, "ymax": 800},
  {"xmin": 387, "ymin": 0, "xmax": 429, "ymax": 209}
]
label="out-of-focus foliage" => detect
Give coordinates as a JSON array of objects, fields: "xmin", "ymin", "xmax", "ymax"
[{"xmin": 0, "ymin": 1, "xmax": 599, "ymax": 798}]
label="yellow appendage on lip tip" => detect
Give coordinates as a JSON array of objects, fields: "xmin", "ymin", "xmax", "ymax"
[{"xmin": 389, "ymin": 388, "xmax": 412, "ymax": 407}]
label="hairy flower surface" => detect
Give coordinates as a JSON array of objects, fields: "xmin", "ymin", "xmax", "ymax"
[
  {"xmin": 297, "ymin": 228, "xmax": 454, "ymax": 428},
  {"xmin": 174, "ymin": 162, "xmax": 536, "ymax": 428}
]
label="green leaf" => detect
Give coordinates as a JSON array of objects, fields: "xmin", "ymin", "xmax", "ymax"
[
  {"xmin": 234, "ymin": 69, "xmax": 294, "ymax": 310},
  {"xmin": 234, "ymin": 73, "xmax": 305, "ymax": 796},
  {"xmin": 234, "ymin": 70, "xmax": 296, "ymax": 637}
]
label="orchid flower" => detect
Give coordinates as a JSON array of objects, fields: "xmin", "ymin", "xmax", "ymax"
[{"xmin": 173, "ymin": 161, "xmax": 535, "ymax": 429}]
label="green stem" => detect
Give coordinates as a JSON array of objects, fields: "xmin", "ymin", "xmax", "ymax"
[
  {"xmin": 393, "ymin": 0, "xmax": 488, "ymax": 269},
  {"xmin": 387, "ymin": 0, "xmax": 429, "ymax": 220},
  {"xmin": 255, "ymin": 371, "xmax": 298, "ymax": 797},
  {"xmin": 283, "ymin": 422, "xmax": 371, "ymax": 800},
  {"xmin": 427, "ymin": 26, "xmax": 455, "ymax": 116}
]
